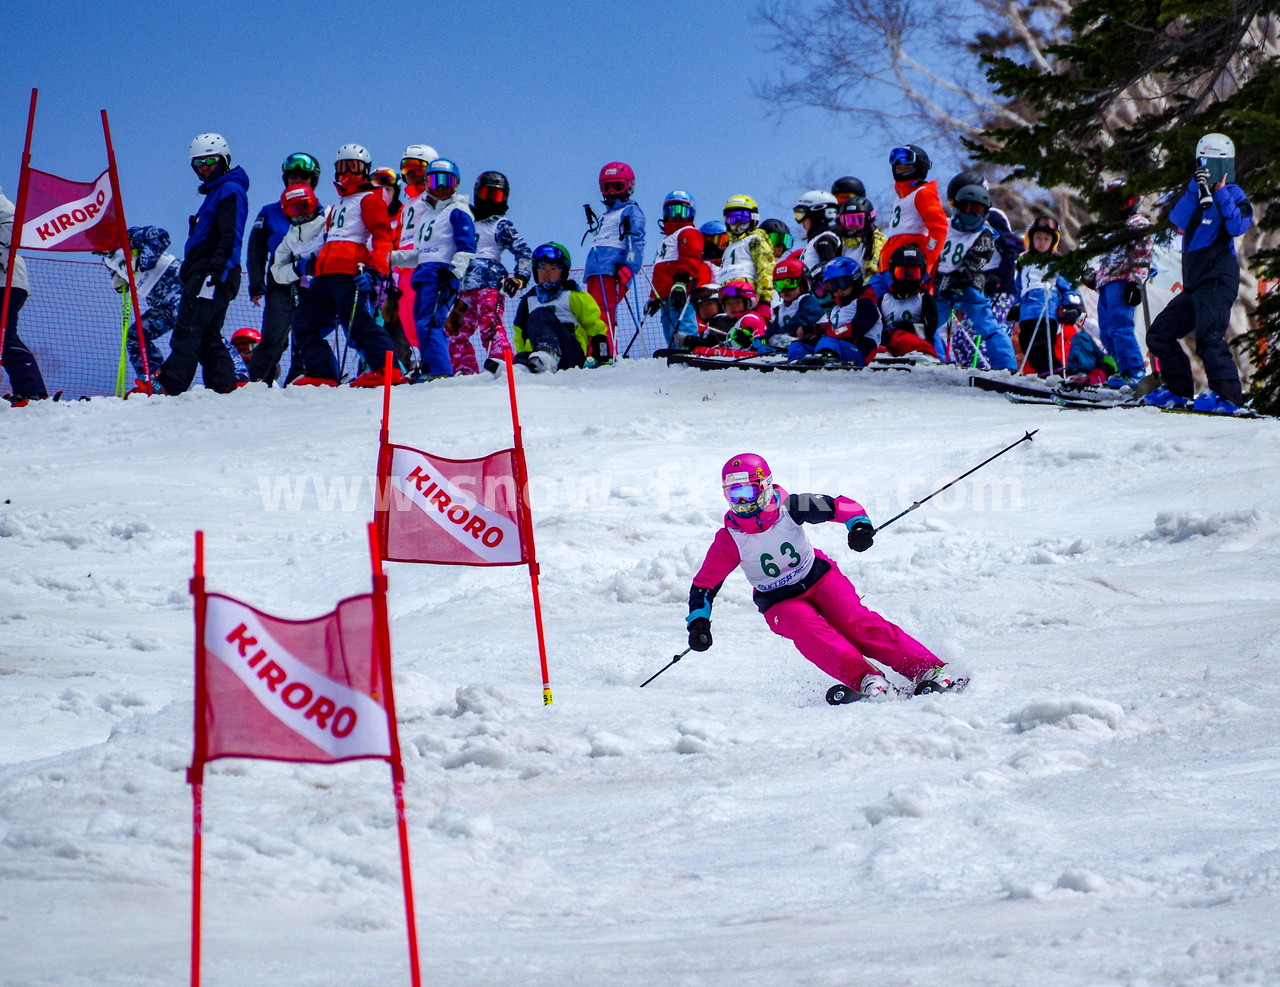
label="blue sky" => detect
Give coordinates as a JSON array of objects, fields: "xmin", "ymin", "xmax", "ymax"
[{"xmin": 3, "ymin": 1, "xmax": 961, "ymax": 263}]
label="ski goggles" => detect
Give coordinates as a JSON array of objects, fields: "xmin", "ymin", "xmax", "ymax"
[
  {"xmin": 792, "ymin": 206, "xmax": 809, "ymax": 223},
  {"xmin": 705, "ymin": 233, "xmax": 729, "ymax": 249},
  {"xmin": 719, "ymin": 282, "xmax": 756, "ymax": 299},
  {"xmin": 823, "ymin": 275, "xmax": 860, "ymax": 293},
  {"xmin": 774, "ymin": 277, "xmax": 801, "ymax": 292},
  {"xmin": 837, "ymin": 211, "xmax": 867, "ymax": 231},
  {"xmin": 282, "ymin": 153, "xmax": 319, "ymax": 175},
  {"xmin": 723, "ymin": 475, "xmax": 769, "ymax": 515},
  {"xmin": 765, "ymin": 230, "xmax": 793, "ymax": 250},
  {"xmin": 600, "ymin": 179, "xmax": 630, "ymax": 197},
  {"xmin": 400, "ymin": 158, "xmax": 428, "ymax": 176},
  {"xmin": 476, "ymin": 184, "xmax": 507, "ymax": 204},
  {"xmin": 955, "ymin": 200, "xmax": 988, "ymax": 216},
  {"xmin": 724, "ymin": 480, "xmax": 765, "ymax": 503},
  {"xmin": 335, "ymin": 159, "xmax": 367, "ymax": 175},
  {"xmin": 370, "ymin": 168, "xmax": 400, "ymax": 188},
  {"xmin": 663, "ymin": 202, "xmax": 693, "ymax": 222},
  {"xmin": 427, "ymin": 171, "xmax": 458, "ymax": 191},
  {"xmin": 889, "ymin": 146, "xmax": 919, "ymax": 165},
  {"xmin": 724, "ymin": 209, "xmax": 753, "ymax": 226},
  {"xmin": 891, "ymin": 265, "xmax": 924, "ymax": 282},
  {"xmin": 532, "ymin": 245, "xmax": 566, "ymax": 266},
  {"xmin": 191, "ymin": 155, "xmax": 221, "ymax": 169}
]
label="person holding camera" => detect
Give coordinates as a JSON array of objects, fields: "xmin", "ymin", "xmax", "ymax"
[{"xmin": 1143, "ymin": 133, "xmax": 1253, "ymax": 414}]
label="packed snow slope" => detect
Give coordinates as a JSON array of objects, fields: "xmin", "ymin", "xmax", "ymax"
[{"xmin": 3, "ymin": 361, "xmax": 1280, "ymax": 987}]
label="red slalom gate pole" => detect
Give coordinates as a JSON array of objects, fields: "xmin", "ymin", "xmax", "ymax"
[
  {"xmin": 503, "ymin": 348, "xmax": 554, "ymax": 705},
  {"xmin": 187, "ymin": 530, "xmax": 208, "ymax": 987},
  {"xmin": 367, "ymin": 523, "xmax": 422, "ymax": 986},
  {"xmin": 1, "ymin": 89, "xmax": 38, "ymax": 363},
  {"xmin": 375, "ymin": 350, "xmax": 395, "ymax": 545}
]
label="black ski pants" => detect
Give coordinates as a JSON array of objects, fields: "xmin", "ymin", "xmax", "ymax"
[
  {"xmin": 1146, "ymin": 277, "xmax": 1241, "ymax": 402},
  {"xmin": 1, "ymin": 288, "xmax": 48, "ymax": 399},
  {"xmin": 247, "ymin": 283, "xmax": 295, "ymax": 384},
  {"xmin": 157, "ymin": 271, "xmax": 241, "ymax": 395},
  {"xmin": 519, "ymin": 306, "xmax": 585, "ymax": 371}
]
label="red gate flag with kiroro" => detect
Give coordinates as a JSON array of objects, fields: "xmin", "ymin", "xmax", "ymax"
[
  {"xmin": 2, "ymin": 89, "xmax": 152, "ymax": 385},
  {"xmin": 18, "ymin": 167, "xmax": 119, "ymax": 251},
  {"xmin": 373, "ymin": 351, "xmax": 554, "ymax": 704},
  {"xmin": 196, "ymin": 590, "xmax": 392, "ymax": 763},
  {"xmin": 380, "ymin": 444, "xmax": 527, "ymax": 566},
  {"xmin": 187, "ymin": 526, "xmax": 422, "ymax": 987}
]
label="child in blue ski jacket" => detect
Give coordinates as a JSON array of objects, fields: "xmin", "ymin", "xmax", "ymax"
[
  {"xmin": 1011, "ymin": 216, "xmax": 1076, "ymax": 375},
  {"xmin": 584, "ymin": 161, "xmax": 645, "ymax": 359},
  {"xmin": 933, "ymin": 185, "xmax": 1017, "ymax": 370}
]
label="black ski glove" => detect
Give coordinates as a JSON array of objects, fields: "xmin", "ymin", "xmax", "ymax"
[
  {"xmin": 1122, "ymin": 281, "xmax": 1143, "ymax": 307},
  {"xmin": 687, "ymin": 617, "xmax": 713, "ymax": 652},
  {"xmin": 501, "ymin": 275, "xmax": 527, "ymax": 298},
  {"xmin": 847, "ymin": 522, "xmax": 875, "ymax": 553},
  {"xmin": 645, "ymin": 297, "xmax": 663, "ymax": 317}
]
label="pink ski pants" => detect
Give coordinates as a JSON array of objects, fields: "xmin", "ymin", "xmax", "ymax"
[
  {"xmin": 447, "ymin": 287, "xmax": 511, "ymax": 375},
  {"xmin": 764, "ymin": 562, "xmax": 939, "ymax": 687}
]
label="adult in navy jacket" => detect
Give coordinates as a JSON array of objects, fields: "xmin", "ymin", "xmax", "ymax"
[
  {"xmin": 156, "ymin": 133, "xmax": 249, "ymax": 395},
  {"xmin": 1146, "ymin": 134, "xmax": 1252, "ymax": 408}
]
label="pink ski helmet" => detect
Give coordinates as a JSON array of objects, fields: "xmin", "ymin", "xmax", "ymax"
[
  {"xmin": 722, "ymin": 453, "xmax": 774, "ymax": 517},
  {"xmin": 599, "ymin": 161, "xmax": 635, "ymax": 200}
]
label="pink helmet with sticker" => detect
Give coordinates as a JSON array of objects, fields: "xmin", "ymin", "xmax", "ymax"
[
  {"xmin": 599, "ymin": 161, "xmax": 635, "ymax": 200},
  {"xmin": 721, "ymin": 453, "xmax": 774, "ymax": 517}
]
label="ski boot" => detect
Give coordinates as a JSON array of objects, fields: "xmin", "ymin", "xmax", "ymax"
[
  {"xmin": 913, "ymin": 665, "xmax": 969, "ymax": 696},
  {"xmin": 1192, "ymin": 389, "xmax": 1241, "ymax": 415},
  {"xmin": 1143, "ymin": 386, "xmax": 1191, "ymax": 410},
  {"xmin": 528, "ymin": 350, "xmax": 557, "ymax": 374},
  {"xmin": 826, "ymin": 673, "xmax": 891, "ymax": 705}
]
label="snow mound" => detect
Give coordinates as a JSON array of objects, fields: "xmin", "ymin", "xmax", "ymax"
[{"xmin": 1006, "ymin": 697, "xmax": 1126, "ymax": 733}]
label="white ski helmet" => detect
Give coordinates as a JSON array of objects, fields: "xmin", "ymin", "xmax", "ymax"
[
  {"xmin": 1195, "ymin": 133, "xmax": 1235, "ymax": 160},
  {"xmin": 189, "ymin": 133, "xmax": 230, "ymax": 163},
  {"xmin": 794, "ymin": 190, "xmax": 839, "ymax": 224},
  {"xmin": 335, "ymin": 143, "xmax": 372, "ymax": 167},
  {"xmin": 401, "ymin": 143, "xmax": 439, "ymax": 165}
]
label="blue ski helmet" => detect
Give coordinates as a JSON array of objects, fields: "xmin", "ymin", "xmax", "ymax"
[
  {"xmin": 822, "ymin": 255, "xmax": 862, "ymax": 284},
  {"xmin": 426, "ymin": 158, "xmax": 460, "ymax": 196},
  {"xmin": 663, "ymin": 190, "xmax": 696, "ymax": 223},
  {"xmin": 699, "ymin": 219, "xmax": 727, "ymax": 236}
]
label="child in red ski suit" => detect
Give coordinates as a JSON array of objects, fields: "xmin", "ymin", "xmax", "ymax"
[{"xmin": 685, "ymin": 453, "xmax": 962, "ymax": 700}]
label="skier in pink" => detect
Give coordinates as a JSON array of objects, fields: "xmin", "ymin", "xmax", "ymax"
[{"xmin": 685, "ymin": 453, "xmax": 965, "ymax": 701}]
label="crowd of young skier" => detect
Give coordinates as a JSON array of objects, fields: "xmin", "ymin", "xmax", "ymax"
[{"xmin": 0, "ymin": 131, "xmax": 1252, "ymax": 413}]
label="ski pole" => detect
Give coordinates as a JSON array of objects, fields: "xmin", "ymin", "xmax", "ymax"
[
  {"xmin": 640, "ymin": 647, "xmax": 692, "ymax": 688},
  {"xmin": 622, "ymin": 266, "xmax": 653, "ymax": 358},
  {"xmin": 116, "ymin": 288, "xmax": 130, "ymax": 397},
  {"xmin": 874, "ymin": 429, "xmax": 1039, "ymax": 534},
  {"xmin": 1019, "ymin": 309, "xmax": 1049, "ymax": 376}
]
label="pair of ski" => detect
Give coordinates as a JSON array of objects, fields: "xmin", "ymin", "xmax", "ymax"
[
  {"xmin": 665, "ymin": 351, "xmax": 926, "ymax": 373},
  {"xmin": 967, "ymin": 372, "xmax": 1134, "ymax": 408},
  {"xmin": 825, "ymin": 678, "xmax": 969, "ymax": 704},
  {"xmin": 990, "ymin": 383, "xmax": 1272, "ymax": 418}
]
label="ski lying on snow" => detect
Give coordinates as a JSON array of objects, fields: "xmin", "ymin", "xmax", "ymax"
[
  {"xmin": 968, "ymin": 372, "xmax": 1132, "ymax": 406},
  {"xmin": 665, "ymin": 352, "xmax": 927, "ymax": 373},
  {"xmin": 666, "ymin": 352, "xmax": 861, "ymax": 372},
  {"xmin": 1003, "ymin": 393, "xmax": 1272, "ymax": 417}
]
